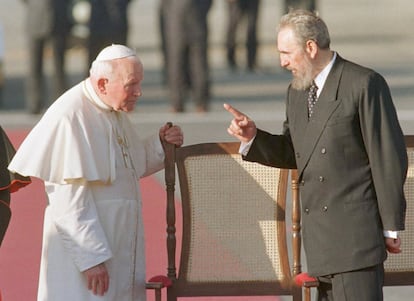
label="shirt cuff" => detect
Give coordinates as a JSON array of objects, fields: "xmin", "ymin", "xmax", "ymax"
[
  {"xmin": 239, "ymin": 136, "xmax": 256, "ymax": 156},
  {"xmin": 383, "ymin": 230, "xmax": 398, "ymax": 239}
]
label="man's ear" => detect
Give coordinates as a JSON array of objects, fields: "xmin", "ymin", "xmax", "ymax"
[
  {"xmin": 97, "ymin": 78, "xmax": 108, "ymax": 94},
  {"xmin": 305, "ymin": 40, "xmax": 318, "ymax": 59}
]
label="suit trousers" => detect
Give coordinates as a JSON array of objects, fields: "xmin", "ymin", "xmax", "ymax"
[
  {"xmin": 226, "ymin": 0, "xmax": 259, "ymax": 70},
  {"xmin": 26, "ymin": 34, "xmax": 68, "ymax": 113},
  {"xmin": 317, "ymin": 264, "xmax": 384, "ymax": 301},
  {"xmin": 165, "ymin": 0, "xmax": 211, "ymax": 112}
]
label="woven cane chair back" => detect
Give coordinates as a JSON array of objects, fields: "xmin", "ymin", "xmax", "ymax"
[
  {"xmin": 383, "ymin": 135, "xmax": 414, "ymax": 285},
  {"xmin": 164, "ymin": 142, "xmax": 302, "ymax": 301}
]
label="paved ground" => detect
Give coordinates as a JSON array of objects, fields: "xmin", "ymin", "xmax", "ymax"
[
  {"xmin": 0, "ymin": 0, "xmax": 413, "ymax": 300},
  {"xmin": 1, "ymin": 0, "xmax": 414, "ymax": 134}
]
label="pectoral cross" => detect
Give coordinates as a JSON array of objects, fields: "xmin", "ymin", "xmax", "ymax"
[
  {"xmin": 117, "ymin": 133, "xmax": 130, "ymax": 168},
  {"xmin": 114, "ymin": 112, "xmax": 132, "ymax": 169}
]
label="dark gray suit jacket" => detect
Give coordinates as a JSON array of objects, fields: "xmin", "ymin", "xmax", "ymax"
[
  {"xmin": 245, "ymin": 55, "xmax": 408, "ymax": 276},
  {"xmin": 89, "ymin": 0, "xmax": 131, "ymax": 39}
]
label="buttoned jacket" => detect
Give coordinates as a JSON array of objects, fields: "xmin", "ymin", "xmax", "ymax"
[{"xmin": 244, "ymin": 54, "xmax": 408, "ymax": 276}]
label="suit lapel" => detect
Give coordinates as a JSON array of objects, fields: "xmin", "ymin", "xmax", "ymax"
[{"xmin": 294, "ymin": 56, "xmax": 346, "ymax": 177}]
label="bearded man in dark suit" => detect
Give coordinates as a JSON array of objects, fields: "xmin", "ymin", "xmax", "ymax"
[{"xmin": 224, "ymin": 9, "xmax": 407, "ymax": 301}]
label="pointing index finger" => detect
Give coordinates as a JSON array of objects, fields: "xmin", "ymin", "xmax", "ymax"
[{"xmin": 223, "ymin": 103, "xmax": 244, "ymax": 120}]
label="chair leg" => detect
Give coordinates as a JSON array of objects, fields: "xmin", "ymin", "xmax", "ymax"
[
  {"xmin": 146, "ymin": 282, "xmax": 165, "ymax": 301},
  {"xmin": 154, "ymin": 288, "xmax": 162, "ymax": 301},
  {"xmin": 292, "ymin": 286, "xmax": 302, "ymax": 301},
  {"xmin": 304, "ymin": 287, "xmax": 311, "ymax": 301}
]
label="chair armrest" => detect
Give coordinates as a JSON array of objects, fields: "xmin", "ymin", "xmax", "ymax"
[
  {"xmin": 146, "ymin": 275, "xmax": 173, "ymax": 301},
  {"xmin": 145, "ymin": 282, "xmax": 164, "ymax": 290},
  {"xmin": 294, "ymin": 272, "xmax": 319, "ymax": 287},
  {"xmin": 147, "ymin": 275, "xmax": 173, "ymax": 286},
  {"xmin": 294, "ymin": 272, "xmax": 319, "ymax": 301},
  {"xmin": 146, "ymin": 274, "xmax": 173, "ymax": 289}
]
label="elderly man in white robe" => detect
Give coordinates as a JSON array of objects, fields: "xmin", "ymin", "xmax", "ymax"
[{"xmin": 8, "ymin": 44, "xmax": 184, "ymax": 301}]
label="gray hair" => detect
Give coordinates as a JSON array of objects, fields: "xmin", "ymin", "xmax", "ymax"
[
  {"xmin": 278, "ymin": 9, "xmax": 330, "ymax": 50},
  {"xmin": 89, "ymin": 60, "xmax": 116, "ymax": 79}
]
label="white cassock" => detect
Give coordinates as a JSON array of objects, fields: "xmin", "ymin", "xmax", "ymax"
[{"xmin": 8, "ymin": 79, "xmax": 165, "ymax": 301}]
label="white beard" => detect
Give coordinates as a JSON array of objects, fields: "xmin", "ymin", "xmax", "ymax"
[{"xmin": 290, "ymin": 55, "xmax": 314, "ymax": 90}]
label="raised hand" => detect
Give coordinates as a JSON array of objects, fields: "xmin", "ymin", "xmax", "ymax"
[{"xmin": 224, "ymin": 103, "xmax": 257, "ymax": 143}]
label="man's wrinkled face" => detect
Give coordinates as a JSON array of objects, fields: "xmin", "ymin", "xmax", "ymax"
[
  {"xmin": 105, "ymin": 58, "xmax": 143, "ymax": 112},
  {"xmin": 277, "ymin": 27, "xmax": 314, "ymax": 90}
]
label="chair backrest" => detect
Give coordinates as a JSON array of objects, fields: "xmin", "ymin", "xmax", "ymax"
[
  {"xmin": 383, "ymin": 135, "xmax": 414, "ymax": 286},
  {"xmin": 163, "ymin": 142, "xmax": 302, "ymax": 301}
]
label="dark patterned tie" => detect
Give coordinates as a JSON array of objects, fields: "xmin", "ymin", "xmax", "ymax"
[{"xmin": 307, "ymin": 81, "xmax": 318, "ymax": 117}]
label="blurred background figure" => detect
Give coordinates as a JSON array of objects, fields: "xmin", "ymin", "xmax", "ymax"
[
  {"xmin": 70, "ymin": 0, "xmax": 92, "ymax": 47},
  {"xmin": 0, "ymin": 22, "xmax": 4, "ymax": 106},
  {"xmin": 158, "ymin": 0, "xmax": 168, "ymax": 86},
  {"xmin": 284, "ymin": 0, "xmax": 317, "ymax": 12},
  {"xmin": 87, "ymin": 0, "xmax": 132, "ymax": 72},
  {"xmin": 164, "ymin": 0, "xmax": 212, "ymax": 113},
  {"xmin": 22, "ymin": 0, "xmax": 72, "ymax": 114},
  {"xmin": 225, "ymin": 0, "xmax": 260, "ymax": 72}
]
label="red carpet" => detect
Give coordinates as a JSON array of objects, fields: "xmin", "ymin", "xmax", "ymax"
[
  {"xmin": 0, "ymin": 129, "xmax": 280, "ymax": 301},
  {"xmin": 0, "ymin": 130, "xmax": 45, "ymax": 301}
]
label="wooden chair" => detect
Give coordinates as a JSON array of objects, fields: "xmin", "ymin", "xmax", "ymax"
[
  {"xmin": 298, "ymin": 135, "xmax": 414, "ymax": 301},
  {"xmin": 383, "ymin": 135, "xmax": 414, "ymax": 286},
  {"xmin": 149, "ymin": 141, "xmax": 304, "ymax": 301}
]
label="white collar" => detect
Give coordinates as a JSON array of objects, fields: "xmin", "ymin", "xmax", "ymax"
[
  {"xmin": 314, "ymin": 52, "xmax": 337, "ymax": 96},
  {"xmin": 83, "ymin": 78, "xmax": 113, "ymax": 111}
]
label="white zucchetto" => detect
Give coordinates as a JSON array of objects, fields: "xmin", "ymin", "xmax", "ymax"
[{"xmin": 94, "ymin": 44, "xmax": 136, "ymax": 62}]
